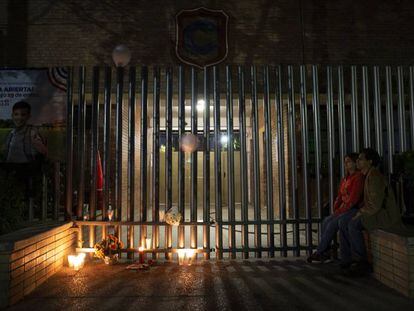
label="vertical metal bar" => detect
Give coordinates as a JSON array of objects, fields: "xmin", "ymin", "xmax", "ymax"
[
  {"xmin": 263, "ymin": 66, "xmax": 274, "ymax": 258},
  {"xmin": 165, "ymin": 67, "xmax": 173, "ymax": 257},
  {"xmin": 190, "ymin": 68, "xmax": 198, "ymax": 251},
  {"xmin": 65, "ymin": 67, "xmax": 74, "ymax": 220},
  {"xmin": 362, "ymin": 66, "xmax": 371, "ymax": 148},
  {"xmin": 28, "ymin": 182, "xmax": 34, "ymax": 222},
  {"xmin": 54, "ymin": 162, "xmax": 60, "ymax": 220},
  {"xmin": 338, "ymin": 66, "xmax": 346, "ymax": 178},
  {"xmin": 251, "ymin": 65, "xmax": 261, "ymax": 258},
  {"xmin": 213, "ymin": 66, "xmax": 223, "ymax": 259},
  {"xmin": 397, "ymin": 66, "xmax": 407, "ymax": 152},
  {"xmin": 128, "ymin": 67, "xmax": 136, "ymax": 257},
  {"xmin": 42, "ymin": 173, "xmax": 47, "ymax": 221},
  {"xmin": 78, "ymin": 225, "xmax": 83, "ymax": 249},
  {"xmin": 89, "ymin": 66, "xmax": 99, "ymax": 247},
  {"xmin": 77, "ymin": 66, "xmax": 86, "ymax": 219},
  {"xmin": 312, "ymin": 65, "xmax": 322, "ymax": 240},
  {"xmin": 226, "ymin": 66, "xmax": 236, "ymax": 259},
  {"xmin": 115, "ymin": 67, "xmax": 124, "ymax": 241},
  {"xmin": 410, "ymin": 67, "xmax": 414, "ymax": 149},
  {"xmin": 203, "ymin": 67, "xmax": 211, "ymax": 259},
  {"xmin": 275, "ymin": 66, "xmax": 287, "ymax": 257},
  {"xmin": 351, "ymin": 66, "xmax": 359, "ymax": 152},
  {"xmin": 385, "ymin": 66, "xmax": 394, "ymax": 177},
  {"xmin": 287, "ymin": 65, "xmax": 298, "ymax": 256},
  {"xmin": 102, "ymin": 67, "xmax": 111, "ymax": 240},
  {"xmin": 300, "ymin": 65, "xmax": 311, "ymax": 255},
  {"xmin": 178, "ymin": 66, "xmax": 185, "ymax": 249},
  {"xmin": 140, "ymin": 67, "xmax": 148, "ymax": 247},
  {"xmin": 326, "ymin": 66, "xmax": 335, "ymax": 213},
  {"xmin": 90, "ymin": 67, "xmax": 99, "ymax": 217},
  {"xmin": 238, "ymin": 66, "xmax": 249, "ymax": 259},
  {"xmin": 373, "ymin": 66, "xmax": 383, "ymax": 156},
  {"xmin": 152, "ymin": 67, "xmax": 160, "ymax": 253}
]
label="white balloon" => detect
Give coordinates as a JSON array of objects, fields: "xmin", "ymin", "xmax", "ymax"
[
  {"xmin": 112, "ymin": 45, "xmax": 131, "ymax": 67},
  {"xmin": 180, "ymin": 133, "xmax": 199, "ymax": 153}
]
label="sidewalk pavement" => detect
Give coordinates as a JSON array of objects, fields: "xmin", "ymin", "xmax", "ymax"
[{"xmin": 7, "ymin": 257, "xmax": 414, "ymax": 311}]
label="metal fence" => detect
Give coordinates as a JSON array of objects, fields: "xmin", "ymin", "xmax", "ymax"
[{"xmin": 66, "ymin": 65, "xmax": 414, "ymax": 259}]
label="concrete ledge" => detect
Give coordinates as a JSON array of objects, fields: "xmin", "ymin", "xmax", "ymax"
[
  {"xmin": 366, "ymin": 229, "xmax": 414, "ymax": 298},
  {"xmin": 0, "ymin": 222, "xmax": 77, "ymax": 308}
]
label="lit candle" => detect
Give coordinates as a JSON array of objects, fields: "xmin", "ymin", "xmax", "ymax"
[
  {"xmin": 74, "ymin": 256, "xmax": 81, "ymax": 270},
  {"xmin": 107, "ymin": 205, "xmax": 114, "ymax": 221},
  {"xmin": 185, "ymin": 249, "xmax": 195, "ymax": 266},
  {"xmin": 177, "ymin": 249, "xmax": 185, "ymax": 265},
  {"xmin": 68, "ymin": 255, "xmax": 76, "ymax": 268},
  {"xmin": 145, "ymin": 238, "xmax": 152, "ymax": 250},
  {"xmin": 68, "ymin": 253, "xmax": 85, "ymax": 271},
  {"xmin": 138, "ymin": 246, "xmax": 145, "ymax": 264},
  {"xmin": 177, "ymin": 249, "xmax": 196, "ymax": 266}
]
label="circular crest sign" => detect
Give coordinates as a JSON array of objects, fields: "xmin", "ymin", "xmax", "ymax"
[{"xmin": 175, "ymin": 7, "xmax": 229, "ymax": 68}]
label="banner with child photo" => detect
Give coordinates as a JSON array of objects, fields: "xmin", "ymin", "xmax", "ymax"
[{"xmin": 0, "ymin": 68, "xmax": 67, "ymax": 163}]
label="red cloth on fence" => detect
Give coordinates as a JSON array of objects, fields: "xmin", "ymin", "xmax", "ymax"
[
  {"xmin": 97, "ymin": 151, "xmax": 103, "ymax": 210},
  {"xmin": 97, "ymin": 151, "xmax": 103, "ymax": 191}
]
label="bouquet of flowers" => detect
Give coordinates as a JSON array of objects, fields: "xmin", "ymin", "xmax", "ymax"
[{"xmin": 94, "ymin": 234, "xmax": 124, "ymax": 263}]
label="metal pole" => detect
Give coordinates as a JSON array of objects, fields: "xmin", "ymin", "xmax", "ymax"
[
  {"xmin": 152, "ymin": 67, "xmax": 160, "ymax": 254},
  {"xmin": 226, "ymin": 65, "xmax": 236, "ymax": 259},
  {"xmin": 178, "ymin": 66, "xmax": 185, "ymax": 250},
  {"xmin": 373, "ymin": 66, "xmax": 383, "ymax": 156},
  {"xmin": 213, "ymin": 66, "xmax": 223, "ymax": 259},
  {"xmin": 362, "ymin": 66, "xmax": 371, "ymax": 148},
  {"xmin": 351, "ymin": 66, "xmax": 359, "ymax": 152},
  {"xmin": 77, "ymin": 66, "xmax": 86, "ymax": 219},
  {"xmin": 140, "ymin": 67, "xmax": 148, "ymax": 247},
  {"xmin": 65, "ymin": 67, "xmax": 74, "ymax": 220},
  {"xmin": 410, "ymin": 66, "xmax": 414, "ymax": 149},
  {"xmin": 115, "ymin": 67, "xmax": 124, "ymax": 241},
  {"xmin": 238, "ymin": 66, "xmax": 249, "ymax": 259},
  {"xmin": 397, "ymin": 66, "xmax": 407, "ymax": 152},
  {"xmin": 385, "ymin": 66, "xmax": 394, "ymax": 177},
  {"xmin": 326, "ymin": 66, "xmax": 335, "ymax": 214},
  {"xmin": 300, "ymin": 65, "xmax": 311, "ymax": 255},
  {"xmin": 102, "ymin": 66, "xmax": 111, "ymax": 239},
  {"xmin": 128, "ymin": 67, "xmax": 136, "ymax": 258},
  {"xmin": 263, "ymin": 66, "xmax": 274, "ymax": 257},
  {"xmin": 42, "ymin": 172, "xmax": 47, "ymax": 221},
  {"xmin": 287, "ymin": 65, "xmax": 298, "ymax": 256},
  {"xmin": 203, "ymin": 67, "xmax": 211, "ymax": 259},
  {"xmin": 190, "ymin": 68, "xmax": 198, "ymax": 251},
  {"xmin": 89, "ymin": 66, "xmax": 99, "ymax": 247},
  {"xmin": 338, "ymin": 66, "xmax": 346, "ymax": 178},
  {"xmin": 275, "ymin": 66, "xmax": 287, "ymax": 257},
  {"xmin": 312, "ymin": 65, "xmax": 322, "ymax": 241},
  {"xmin": 251, "ymin": 65, "xmax": 261, "ymax": 258},
  {"xmin": 166, "ymin": 67, "xmax": 173, "ymax": 258},
  {"xmin": 54, "ymin": 162, "xmax": 60, "ymax": 220}
]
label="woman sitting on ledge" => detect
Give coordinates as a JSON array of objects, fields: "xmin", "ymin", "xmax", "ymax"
[{"xmin": 307, "ymin": 153, "xmax": 364, "ymax": 263}]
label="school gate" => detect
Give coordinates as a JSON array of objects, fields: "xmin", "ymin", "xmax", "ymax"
[{"xmin": 65, "ymin": 65, "xmax": 414, "ymax": 259}]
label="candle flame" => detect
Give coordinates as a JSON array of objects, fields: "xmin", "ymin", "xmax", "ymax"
[
  {"xmin": 68, "ymin": 253, "xmax": 85, "ymax": 271},
  {"xmin": 177, "ymin": 249, "xmax": 196, "ymax": 266}
]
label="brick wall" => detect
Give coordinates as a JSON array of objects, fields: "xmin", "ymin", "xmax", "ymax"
[
  {"xmin": 1, "ymin": 0, "xmax": 414, "ymax": 66},
  {"xmin": 0, "ymin": 222, "xmax": 77, "ymax": 308},
  {"xmin": 367, "ymin": 230, "xmax": 414, "ymax": 298}
]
